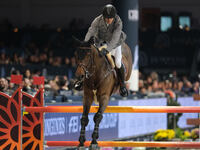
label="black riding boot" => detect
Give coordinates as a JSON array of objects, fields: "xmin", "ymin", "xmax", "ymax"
[
  {"xmin": 74, "ymin": 79, "xmax": 83, "ymax": 91},
  {"xmin": 117, "ymin": 64, "xmax": 128, "ymax": 97}
]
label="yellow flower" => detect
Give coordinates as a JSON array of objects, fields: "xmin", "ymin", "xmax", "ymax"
[
  {"xmin": 184, "ymin": 130, "xmax": 191, "ymax": 138},
  {"xmin": 155, "ymin": 132, "xmax": 166, "ymax": 140},
  {"xmin": 167, "ymin": 129, "xmax": 175, "ymax": 140},
  {"xmin": 154, "ymin": 130, "xmax": 169, "ymax": 141},
  {"xmin": 154, "ymin": 129, "xmax": 175, "ymax": 141},
  {"xmin": 155, "ymin": 129, "xmax": 166, "ymax": 136},
  {"xmin": 156, "ymin": 129, "xmax": 165, "ymax": 133}
]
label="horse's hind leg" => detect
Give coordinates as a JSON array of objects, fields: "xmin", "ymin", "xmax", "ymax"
[
  {"xmin": 90, "ymin": 95, "xmax": 109, "ymax": 149},
  {"xmin": 78, "ymin": 97, "xmax": 93, "ymax": 148}
]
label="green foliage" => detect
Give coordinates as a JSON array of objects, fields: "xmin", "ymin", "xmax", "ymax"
[{"xmin": 175, "ymin": 128, "xmax": 192, "ymax": 140}]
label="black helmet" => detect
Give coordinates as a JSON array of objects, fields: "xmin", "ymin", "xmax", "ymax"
[{"xmin": 102, "ymin": 4, "xmax": 116, "ymax": 18}]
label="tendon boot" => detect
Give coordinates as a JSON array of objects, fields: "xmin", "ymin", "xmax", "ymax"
[{"xmin": 117, "ymin": 64, "xmax": 128, "ymax": 97}]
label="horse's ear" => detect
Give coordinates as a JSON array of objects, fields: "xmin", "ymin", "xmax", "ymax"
[{"xmin": 72, "ymin": 36, "xmax": 82, "ymax": 46}]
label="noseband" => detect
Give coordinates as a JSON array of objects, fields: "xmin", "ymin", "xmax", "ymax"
[{"xmin": 78, "ymin": 62, "xmax": 92, "ymax": 79}]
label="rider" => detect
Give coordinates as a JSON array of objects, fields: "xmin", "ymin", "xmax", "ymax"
[{"xmin": 74, "ymin": 4, "xmax": 128, "ymax": 97}]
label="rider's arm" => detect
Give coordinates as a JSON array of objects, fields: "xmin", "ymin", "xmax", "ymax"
[
  {"xmin": 106, "ymin": 18, "xmax": 122, "ymax": 52},
  {"xmin": 84, "ymin": 17, "xmax": 99, "ymax": 42}
]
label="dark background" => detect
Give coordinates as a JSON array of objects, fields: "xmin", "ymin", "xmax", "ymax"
[{"xmin": 0, "ymin": 0, "xmax": 200, "ymax": 78}]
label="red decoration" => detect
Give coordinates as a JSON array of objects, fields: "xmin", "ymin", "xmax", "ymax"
[
  {"xmin": 33, "ymin": 76, "xmax": 45, "ymax": 85},
  {"xmin": 10, "ymin": 75, "xmax": 22, "ymax": 84}
]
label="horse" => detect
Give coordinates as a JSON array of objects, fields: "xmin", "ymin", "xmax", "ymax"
[{"xmin": 74, "ymin": 38, "xmax": 132, "ymax": 150}]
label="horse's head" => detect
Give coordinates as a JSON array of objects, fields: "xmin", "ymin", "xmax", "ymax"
[{"xmin": 73, "ymin": 37, "xmax": 95, "ymax": 80}]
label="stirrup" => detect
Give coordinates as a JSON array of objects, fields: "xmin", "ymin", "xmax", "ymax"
[
  {"xmin": 119, "ymin": 86, "xmax": 128, "ymax": 97},
  {"xmin": 74, "ymin": 81, "xmax": 83, "ymax": 91}
]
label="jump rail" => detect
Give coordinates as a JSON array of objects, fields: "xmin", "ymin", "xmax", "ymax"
[
  {"xmin": 46, "ymin": 141, "xmax": 200, "ymax": 148},
  {"xmin": 24, "ymin": 106, "xmax": 200, "ymax": 113}
]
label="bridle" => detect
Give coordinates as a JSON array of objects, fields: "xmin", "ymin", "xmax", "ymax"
[
  {"xmin": 76, "ymin": 45, "xmax": 114, "ymax": 89},
  {"xmin": 77, "ymin": 46, "xmax": 95, "ymax": 79}
]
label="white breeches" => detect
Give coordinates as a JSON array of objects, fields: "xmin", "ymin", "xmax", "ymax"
[{"xmin": 110, "ymin": 45, "xmax": 122, "ymax": 68}]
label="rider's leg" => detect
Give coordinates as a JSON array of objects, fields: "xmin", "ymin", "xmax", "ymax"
[
  {"xmin": 117, "ymin": 63, "xmax": 128, "ymax": 97},
  {"xmin": 111, "ymin": 45, "xmax": 128, "ymax": 97},
  {"xmin": 111, "ymin": 45, "xmax": 122, "ymax": 69}
]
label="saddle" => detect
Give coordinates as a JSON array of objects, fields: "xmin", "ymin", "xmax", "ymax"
[
  {"xmin": 98, "ymin": 45, "xmax": 115, "ymax": 69},
  {"xmin": 98, "ymin": 45, "xmax": 127, "ymax": 74},
  {"xmin": 98, "ymin": 45, "xmax": 127, "ymax": 86}
]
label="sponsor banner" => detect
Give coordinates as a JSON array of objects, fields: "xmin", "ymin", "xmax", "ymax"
[
  {"xmin": 118, "ymin": 98, "xmax": 167, "ymax": 138},
  {"xmin": 44, "ymin": 96, "xmax": 196, "ymax": 141},
  {"xmin": 177, "ymin": 97, "xmax": 199, "ymax": 128},
  {"xmin": 44, "ymin": 101, "xmax": 118, "ymax": 141}
]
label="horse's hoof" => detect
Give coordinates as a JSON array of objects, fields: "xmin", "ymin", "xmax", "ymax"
[
  {"xmin": 78, "ymin": 146, "xmax": 86, "ymax": 150},
  {"xmin": 89, "ymin": 144, "xmax": 100, "ymax": 150}
]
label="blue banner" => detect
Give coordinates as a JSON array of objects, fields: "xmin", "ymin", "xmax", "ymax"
[
  {"xmin": 118, "ymin": 98, "xmax": 167, "ymax": 138},
  {"xmin": 44, "ymin": 101, "xmax": 118, "ymax": 141},
  {"xmin": 44, "ymin": 96, "xmax": 197, "ymax": 141},
  {"xmin": 177, "ymin": 97, "xmax": 199, "ymax": 128}
]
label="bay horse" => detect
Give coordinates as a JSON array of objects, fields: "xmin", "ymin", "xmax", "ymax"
[{"xmin": 74, "ymin": 38, "xmax": 132, "ymax": 150}]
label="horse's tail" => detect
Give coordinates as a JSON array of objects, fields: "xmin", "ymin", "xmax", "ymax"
[{"xmin": 122, "ymin": 43, "xmax": 133, "ymax": 81}]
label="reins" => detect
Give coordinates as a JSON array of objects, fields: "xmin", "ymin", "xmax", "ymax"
[{"xmin": 77, "ymin": 45, "xmax": 114, "ymax": 89}]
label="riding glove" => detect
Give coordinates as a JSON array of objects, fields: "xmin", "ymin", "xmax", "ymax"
[{"xmin": 100, "ymin": 48, "xmax": 109, "ymax": 56}]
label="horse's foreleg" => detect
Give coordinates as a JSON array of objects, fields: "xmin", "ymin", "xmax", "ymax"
[
  {"xmin": 91, "ymin": 112, "xmax": 103, "ymax": 144},
  {"xmin": 91, "ymin": 95, "xmax": 109, "ymax": 146},
  {"xmin": 79, "ymin": 114, "xmax": 89, "ymax": 147},
  {"xmin": 79, "ymin": 100, "xmax": 92, "ymax": 147}
]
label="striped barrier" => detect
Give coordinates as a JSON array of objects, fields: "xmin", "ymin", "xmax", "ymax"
[
  {"xmin": 0, "ymin": 88, "xmax": 22, "ymax": 150},
  {"xmin": 22, "ymin": 89, "xmax": 44, "ymax": 150},
  {"xmin": 46, "ymin": 141, "xmax": 200, "ymax": 148},
  {"xmin": 0, "ymin": 88, "xmax": 44, "ymax": 150},
  {"xmin": 24, "ymin": 106, "xmax": 200, "ymax": 113}
]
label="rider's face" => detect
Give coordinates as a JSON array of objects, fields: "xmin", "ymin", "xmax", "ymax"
[{"xmin": 105, "ymin": 18, "xmax": 114, "ymax": 25}]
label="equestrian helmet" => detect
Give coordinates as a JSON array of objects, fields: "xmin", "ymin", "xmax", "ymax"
[{"xmin": 102, "ymin": 4, "xmax": 116, "ymax": 18}]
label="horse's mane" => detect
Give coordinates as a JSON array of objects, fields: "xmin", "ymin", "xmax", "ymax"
[
  {"xmin": 75, "ymin": 44, "xmax": 88, "ymax": 59},
  {"xmin": 74, "ymin": 37, "xmax": 95, "ymax": 60}
]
